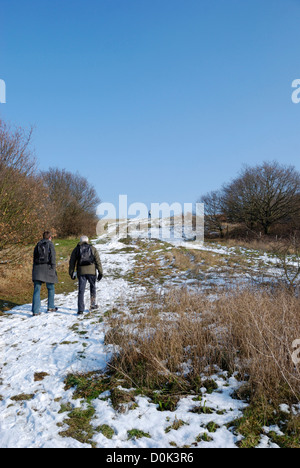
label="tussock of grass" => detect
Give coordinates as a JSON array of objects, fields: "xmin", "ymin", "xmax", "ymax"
[
  {"xmin": 165, "ymin": 418, "xmax": 188, "ymax": 433},
  {"xmin": 96, "ymin": 424, "xmax": 115, "ymax": 439},
  {"xmin": 11, "ymin": 393, "xmax": 34, "ymax": 401},
  {"xmin": 110, "ymin": 387, "xmax": 136, "ymax": 411},
  {"xmin": 196, "ymin": 432, "xmax": 213, "ymax": 442},
  {"xmin": 34, "ymin": 372, "xmax": 49, "ymax": 382},
  {"xmin": 127, "ymin": 429, "xmax": 151, "ymax": 440}
]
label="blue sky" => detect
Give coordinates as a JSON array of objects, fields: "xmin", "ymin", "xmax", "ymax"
[{"xmin": 1, "ymin": 0, "xmax": 300, "ymax": 211}]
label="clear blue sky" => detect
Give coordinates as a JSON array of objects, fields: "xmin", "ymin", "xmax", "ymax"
[{"xmin": 1, "ymin": 0, "xmax": 300, "ymax": 210}]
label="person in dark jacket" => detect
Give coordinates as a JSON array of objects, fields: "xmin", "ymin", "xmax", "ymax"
[
  {"xmin": 32, "ymin": 231, "xmax": 58, "ymax": 316},
  {"xmin": 69, "ymin": 236, "xmax": 103, "ymax": 315}
]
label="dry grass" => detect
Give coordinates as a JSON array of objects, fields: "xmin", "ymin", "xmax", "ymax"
[
  {"xmin": 217, "ymin": 237, "xmax": 297, "ymax": 255},
  {"xmin": 216, "ymin": 288, "xmax": 300, "ymax": 403},
  {"xmin": 106, "ymin": 287, "xmax": 300, "ymax": 405},
  {"xmin": 106, "ymin": 289, "xmax": 216, "ymax": 392},
  {"xmin": 163, "ymin": 247, "xmax": 227, "ymax": 272},
  {"xmin": 164, "ymin": 249, "xmax": 195, "ymax": 271},
  {"xmin": 0, "ymin": 246, "xmax": 34, "ymax": 306}
]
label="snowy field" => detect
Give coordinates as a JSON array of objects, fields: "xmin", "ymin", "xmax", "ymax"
[{"xmin": 0, "ymin": 222, "xmax": 296, "ymax": 448}]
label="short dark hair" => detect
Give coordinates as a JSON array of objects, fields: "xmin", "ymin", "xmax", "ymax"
[{"xmin": 43, "ymin": 231, "xmax": 52, "ymax": 240}]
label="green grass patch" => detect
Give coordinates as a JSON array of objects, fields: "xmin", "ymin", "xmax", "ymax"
[
  {"xmin": 59, "ymin": 405, "xmax": 96, "ymax": 446},
  {"xmin": 127, "ymin": 429, "xmax": 151, "ymax": 440},
  {"xmin": 54, "ymin": 238, "xmax": 80, "ymax": 260},
  {"xmin": 58, "ymin": 402, "xmax": 73, "ymax": 414},
  {"xmin": 64, "ymin": 371, "xmax": 111, "ymax": 404},
  {"xmin": 96, "ymin": 424, "xmax": 115, "ymax": 439},
  {"xmin": 230, "ymin": 399, "xmax": 300, "ymax": 449}
]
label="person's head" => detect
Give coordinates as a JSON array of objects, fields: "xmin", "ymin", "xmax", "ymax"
[
  {"xmin": 43, "ymin": 231, "xmax": 52, "ymax": 241},
  {"xmin": 80, "ymin": 235, "xmax": 89, "ymax": 244}
]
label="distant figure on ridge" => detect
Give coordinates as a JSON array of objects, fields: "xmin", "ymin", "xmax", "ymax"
[
  {"xmin": 32, "ymin": 231, "xmax": 58, "ymax": 316},
  {"xmin": 69, "ymin": 236, "xmax": 103, "ymax": 315}
]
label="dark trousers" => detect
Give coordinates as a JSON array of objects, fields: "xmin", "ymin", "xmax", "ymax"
[{"xmin": 78, "ymin": 274, "xmax": 97, "ymax": 312}]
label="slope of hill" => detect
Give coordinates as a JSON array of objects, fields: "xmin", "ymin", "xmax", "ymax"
[{"xmin": 0, "ymin": 221, "xmax": 298, "ymax": 448}]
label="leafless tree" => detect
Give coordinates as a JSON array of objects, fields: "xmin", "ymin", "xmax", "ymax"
[
  {"xmin": 222, "ymin": 162, "xmax": 300, "ymax": 235},
  {"xmin": 0, "ymin": 120, "xmax": 53, "ymax": 254},
  {"xmin": 200, "ymin": 190, "xmax": 226, "ymax": 238},
  {"xmin": 0, "ymin": 119, "xmax": 35, "ymax": 175}
]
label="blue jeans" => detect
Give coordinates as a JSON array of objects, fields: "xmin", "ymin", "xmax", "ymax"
[{"xmin": 32, "ymin": 281, "xmax": 55, "ymax": 315}]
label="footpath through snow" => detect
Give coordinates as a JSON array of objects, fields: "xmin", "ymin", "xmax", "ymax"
[{"xmin": 0, "ymin": 232, "xmax": 283, "ymax": 448}]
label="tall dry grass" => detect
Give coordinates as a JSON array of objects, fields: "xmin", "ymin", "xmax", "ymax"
[
  {"xmin": 216, "ymin": 288, "xmax": 300, "ymax": 403},
  {"xmin": 106, "ymin": 287, "xmax": 300, "ymax": 404}
]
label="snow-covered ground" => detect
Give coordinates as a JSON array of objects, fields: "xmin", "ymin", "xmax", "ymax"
[
  {"xmin": 0, "ymin": 225, "xmax": 295, "ymax": 448},
  {"xmin": 0, "ymin": 238, "xmax": 146, "ymax": 448}
]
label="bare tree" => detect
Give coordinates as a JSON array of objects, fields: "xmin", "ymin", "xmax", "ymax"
[
  {"xmin": 0, "ymin": 119, "xmax": 35, "ymax": 175},
  {"xmin": 200, "ymin": 190, "xmax": 226, "ymax": 238},
  {"xmin": 222, "ymin": 162, "xmax": 300, "ymax": 235},
  {"xmin": 0, "ymin": 120, "xmax": 53, "ymax": 254}
]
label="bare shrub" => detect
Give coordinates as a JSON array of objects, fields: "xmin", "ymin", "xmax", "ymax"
[
  {"xmin": 270, "ymin": 235, "xmax": 300, "ymax": 292},
  {"xmin": 41, "ymin": 168, "xmax": 100, "ymax": 237}
]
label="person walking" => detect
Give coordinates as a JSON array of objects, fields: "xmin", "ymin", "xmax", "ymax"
[
  {"xmin": 69, "ymin": 236, "xmax": 103, "ymax": 315},
  {"xmin": 32, "ymin": 231, "xmax": 58, "ymax": 316}
]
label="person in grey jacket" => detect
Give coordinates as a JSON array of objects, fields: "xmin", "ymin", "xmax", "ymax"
[
  {"xmin": 32, "ymin": 231, "xmax": 58, "ymax": 316},
  {"xmin": 69, "ymin": 236, "xmax": 103, "ymax": 315}
]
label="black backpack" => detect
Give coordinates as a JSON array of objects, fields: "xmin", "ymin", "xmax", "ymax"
[
  {"xmin": 35, "ymin": 240, "xmax": 51, "ymax": 265},
  {"xmin": 78, "ymin": 244, "xmax": 95, "ymax": 266}
]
